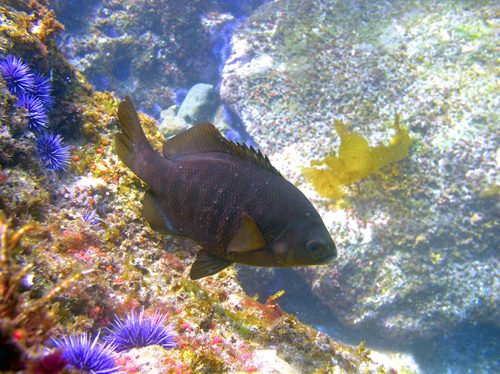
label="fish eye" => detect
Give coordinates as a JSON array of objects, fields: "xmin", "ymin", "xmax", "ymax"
[{"xmin": 306, "ymin": 240, "xmax": 322, "ymax": 254}]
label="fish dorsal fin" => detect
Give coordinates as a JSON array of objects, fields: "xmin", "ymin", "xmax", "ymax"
[
  {"xmin": 227, "ymin": 213, "xmax": 267, "ymax": 253},
  {"xmin": 142, "ymin": 189, "xmax": 183, "ymax": 237},
  {"xmin": 190, "ymin": 250, "xmax": 233, "ymax": 280},
  {"xmin": 162, "ymin": 122, "xmax": 283, "ymax": 178}
]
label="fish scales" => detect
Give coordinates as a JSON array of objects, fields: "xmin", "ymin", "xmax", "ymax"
[
  {"xmin": 115, "ymin": 96, "xmax": 337, "ymax": 279},
  {"xmin": 157, "ymin": 154, "xmax": 300, "ymax": 255}
]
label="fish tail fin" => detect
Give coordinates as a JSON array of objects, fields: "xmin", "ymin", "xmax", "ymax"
[{"xmin": 115, "ymin": 96, "xmax": 156, "ymax": 173}]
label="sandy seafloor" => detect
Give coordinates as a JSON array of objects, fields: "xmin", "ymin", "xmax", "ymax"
[{"xmin": 0, "ymin": 0, "xmax": 499, "ymax": 373}]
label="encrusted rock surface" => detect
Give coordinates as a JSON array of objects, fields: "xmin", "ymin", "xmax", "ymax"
[
  {"xmin": 221, "ymin": 0, "xmax": 500, "ymax": 342},
  {"xmin": 56, "ymin": 0, "xmax": 224, "ymax": 114},
  {"xmin": 0, "ymin": 2, "xmax": 407, "ymax": 372}
]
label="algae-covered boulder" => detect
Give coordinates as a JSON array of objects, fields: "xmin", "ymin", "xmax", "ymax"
[
  {"xmin": 177, "ymin": 83, "xmax": 218, "ymax": 125},
  {"xmin": 55, "ymin": 0, "xmax": 220, "ymax": 113},
  {"xmin": 221, "ymin": 0, "xmax": 500, "ymax": 344},
  {"xmin": 159, "ymin": 113, "xmax": 190, "ymax": 138}
]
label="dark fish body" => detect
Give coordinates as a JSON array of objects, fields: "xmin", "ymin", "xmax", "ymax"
[{"xmin": 115, "ymin": 96, "xmax": 337, "ymax": 279}]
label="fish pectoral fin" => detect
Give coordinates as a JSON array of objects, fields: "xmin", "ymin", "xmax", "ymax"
[
  {"xmin": 227, "ymin": 213, "xmax": 267, "ymax": 253},
  {"xmin": 190, "ymin": 250, "xmax": 233, "ymax": 280},
  {"xmin": 142, "ymin": 189, "xmax": 182, "ymax": 237}
]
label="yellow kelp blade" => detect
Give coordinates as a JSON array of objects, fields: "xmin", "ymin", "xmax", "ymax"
[
  {"xmin": 372, "ymin": 114, "xmax": 412, "ymax": 170},
  {"xmin": 302, "ymin": 115, "xmax": 412, "ymax": 199},
  {"xmin": 333, "ymin": 120, "xmax": 375, "ymax": 183},
  {"xmin": 302, "ymin": 167, "xmax": 345, "ymax": 199}
]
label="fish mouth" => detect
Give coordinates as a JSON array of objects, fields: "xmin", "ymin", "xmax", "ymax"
[{"xmin": 317, "ymin": 254, "xmax": 337, "ymax": 264}]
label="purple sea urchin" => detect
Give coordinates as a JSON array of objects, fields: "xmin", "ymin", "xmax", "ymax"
[
  {"xmin": 0, "ymin": 55, "xmax": 34, "ymax": 97},
  {"xmin": 0, "ymin": 55, "xmax": 54, "ymax": 111},
  {"xmin": 51, "ymin": 333, "xmax": 120, "ymax": 374},
  {"xmin": 105, "ymin": 310, "xmax": 177, "ymax": 352},
  {"xmin": 17, "ymin": 93, "xmax": 49, "ymax": 132},
  {"xmin": 32, "ymin": 72, "xmax": 54, "ymax": 109},
  {"xmin": 37, "ymin": 132, "xmax": 71, "ymax": 171}
]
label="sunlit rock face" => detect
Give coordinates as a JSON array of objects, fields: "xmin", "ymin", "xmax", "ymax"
[{"xmin": 221, "ymin": 0, "xmax": 500, "ymax": 343}]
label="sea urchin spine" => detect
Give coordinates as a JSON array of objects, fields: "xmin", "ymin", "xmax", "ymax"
[
  {"xmin": 37, "ymin": 132, "xmax": 71, "ymax": 172},
  {"xmin": 51, "ymin": 332, "xmax": 120, "ymax": 374},
  {"xmin": 32, "ymin": 72, "xmax": 54, "ymax": 109},
  {"xmin": 105, "ymin": 309, "xmax": 177, "ymax": 352},
  {"xmin": 17, "ymin": 93, "xmax": 49, "ymax": 132},
  {"xmin": 0, "ymin": 55, "xmax": 34, "ymax": 97}
]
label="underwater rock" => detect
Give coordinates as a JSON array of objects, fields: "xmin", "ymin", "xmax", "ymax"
[
  {"xmin": 57, "ymin": 0, "xmax": 219, "ymax": 111},
  {"xmin": 158, "ymin": 104, "xmax": 194, "ymax": 138},
  {"xmin": 212, "ymin": 104, "xmax": 232, "ymax": 134},
  {"xmin": 159, "ymin": 114, "xmax": 190, "ymax": 138},
  {"xmin": 0, "ymin": 2, "xmax": 403, "ymax": 373},
  {"xmin": 220, "ymin": 0, "xmax": 500, "ymax": 343},
  {"xmin": 160, "ymin": 105, "xmax": 179, "ymax": 120},
  {"xmin": 2, "ymin": 0, "xmax": 498, "ymax": 371},
  {"xmin": 119, "ymin": 345, "xmax": 170, "ymax": 374},
  {"xmin": 177, "ymin": 83, "xmax": 218, "ymax": 125},
  {"xmin": 250, "ymin": 350, "xmax": 299, "ymax": 374}
]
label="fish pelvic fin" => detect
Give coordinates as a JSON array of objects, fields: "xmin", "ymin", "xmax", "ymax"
[
  {"xmin": 115, "ymin": 96, "xmax": 157, "ymax": 174},
  {"xmin": 190, "ymin": 250, "xmax": 233, "ymax": 280},
  {"xmin": 142, "ymin": 189, "xmax": 182, "ymax": 237},
  {"xmin": 227, "ymin": 213, "xmax": 267, "ymax": 253}
]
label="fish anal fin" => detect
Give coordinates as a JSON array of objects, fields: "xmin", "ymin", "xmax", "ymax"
[
  {"xmin": 190, "ymin": 250, "xmax": 233, "ymax": 280},
  {"xmin": 142, "ymin": 189, "xmax": 182, "ymax": 237},
  {"xmin": 227, "ymin": 213, "xmax": 267, "ymax": 253}
]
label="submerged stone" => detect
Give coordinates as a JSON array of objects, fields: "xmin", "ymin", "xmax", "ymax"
[{"xmin": 177, "ymin": 83, "xmax": 218, "ymax": 125}]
